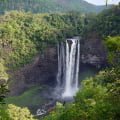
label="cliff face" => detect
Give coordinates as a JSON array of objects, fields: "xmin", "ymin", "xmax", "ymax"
[
  {"xmin": 9, "ymin": 35, "xmax": 107, "ymax": 95},
  {"xmin": 81, "ymin": 32, "xmax": 107, "ymax": 67},
  {"xmin": 9, "ymin": 45, "xmax": 57, "ymax": 96}
]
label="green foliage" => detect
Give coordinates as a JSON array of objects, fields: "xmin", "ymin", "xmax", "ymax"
[
  {"xmin": 44, "ymin": 12, "xmax": 84, "ymax": 37},
  {"xmin": 0, "ymin": 60, "xmax": 8, "ymax": 81},
  {"xmin": 7, "ymin": 104, "xmax": 35, "ymax": 120},
  {"xmin": 0, "ymin": 84, "xmax": 8, "ymax": 104},
  {"xmin": 95, "ymin": 5, "xmax": 120, "ymax": 37},
  {"xmin": 82, "ymin": 5, "xmax": 120, "ymax": 38},
  {"xmin": 0, "ymin": 105, "xmax": 9, "ymax": 120},
  {"xmin": 44, "ymin": 68, "xmax": 120, "ymax": 120},
  {"xmin": 105, "ymin": 36, "xmax": 120, "ymax": 65},
  {"xmin": 0, "ymin": 11, "xmax": 84, "ymax": 69},
  {"xmin": 0, "ymin": 104, "xmax": 36, "ymax": 120},
  {"xmin": 0, "ymin": 0, "xmax": 107, "ymax": 14},
  {"xmin": 0, "ymin": 59, "xmax": 9, "ymax": 104},
  {"xmin": 0, "ymin": 11, "xmax": 37, "ymax": 68}
]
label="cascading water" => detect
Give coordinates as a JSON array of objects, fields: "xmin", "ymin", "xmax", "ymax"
[{"xmin": 56, "ymin": 37, "xmax": 80, "ymax": 98}]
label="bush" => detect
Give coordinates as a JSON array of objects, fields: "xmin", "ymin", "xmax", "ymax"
[
  {"xmin": 43, "ymin": 68, "xmax": 120, "ymax": 120},
  {"xmin": 0, "ymin": 104, "xmax": 36, "ymax": 120}
]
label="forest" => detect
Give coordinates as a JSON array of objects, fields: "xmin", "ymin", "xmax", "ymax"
[
  {"xmin": 0, "ymin": 0, "xmax": 107, "ymax": 14},
  {"xmin": 0, "ymin": 0, "xmax": 120, "ymax": 120}
]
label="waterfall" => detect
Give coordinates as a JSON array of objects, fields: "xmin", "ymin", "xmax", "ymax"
[
  {"xmin": 57, "ymin": 37, "xmax": 80, "ymax": 98},
  {"xmin": 56, "ymin": 43, "xmax": 65, "ymax": 88}
]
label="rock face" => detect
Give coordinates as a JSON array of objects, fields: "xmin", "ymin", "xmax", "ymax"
[
  {"xmin": 81, "ymin": 32, "xmax": 107, "ymax": 67},
  {"xmin": 9, "ymin": 44, "xmax": 57, "ymax": 96}
]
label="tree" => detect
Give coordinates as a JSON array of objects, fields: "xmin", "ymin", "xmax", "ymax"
[
  {"xmin": 105, "ymin": 36, "xmax": 120, "ymax": 65},
  {"xmin": 0, "ymin": 59, "xmax": 9, "ymax": 104},
  {"xmin": 0, "ymin": 104, "xmax": 36, "ymax": 120}
]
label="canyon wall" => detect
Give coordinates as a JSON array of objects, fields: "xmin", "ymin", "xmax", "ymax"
[
  {"xmin": 9, "ymin": 34, "xmax": 107, "ymax": 95},
  {"xmin": 81, "ymin": 32, "xmax": 107, "ymax": 67}
]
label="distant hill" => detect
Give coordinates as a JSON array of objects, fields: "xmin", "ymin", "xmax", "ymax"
[{"xmin": 0, "ymin": 0, "xmax": 110, "ymax": 14}]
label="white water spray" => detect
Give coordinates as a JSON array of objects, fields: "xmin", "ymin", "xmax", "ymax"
[{"xmin": 57, "ymin": 37, "xmax": 80, "ymax": 98}]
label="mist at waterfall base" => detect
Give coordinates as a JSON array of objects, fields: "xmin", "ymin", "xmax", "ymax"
[{"xmin": 54, "ymin": 37, "xmax": 80, "ymax": 101}]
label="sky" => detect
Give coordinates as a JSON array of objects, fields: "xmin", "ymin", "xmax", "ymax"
[{"xmin": 84, "ymin": 0, "xmax": 120, "ymax": 5}]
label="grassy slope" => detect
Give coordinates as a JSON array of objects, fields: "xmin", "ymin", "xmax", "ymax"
[{"xmin": 5, "ymin": 86, "xmax": 47, "ymax": 107}]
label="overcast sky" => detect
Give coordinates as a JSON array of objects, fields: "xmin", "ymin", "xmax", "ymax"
[{"xmin": 84, "ymin": 0, "xmax": 120, "ymax": 5}]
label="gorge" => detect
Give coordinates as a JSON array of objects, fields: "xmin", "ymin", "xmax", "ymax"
[{"xmin": 1, "ymin": 4, "xmax": 119, "ymax": 119}]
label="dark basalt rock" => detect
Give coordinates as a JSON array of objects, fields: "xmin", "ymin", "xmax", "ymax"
[
  {"xmin": 9, "ymin": 45, "xmax": 57, "ymax": 96},
  {"xmin": 81, "ymin": 32, "xmax": 107, "ymax": 67}
]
